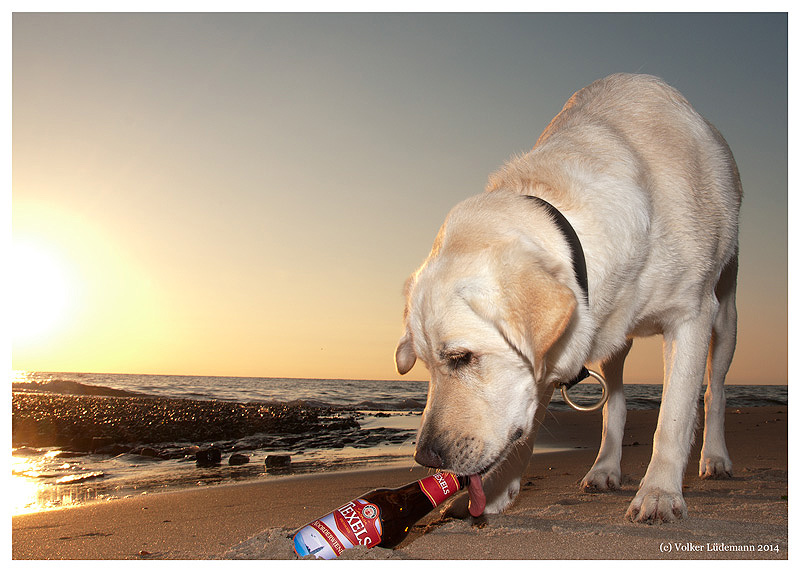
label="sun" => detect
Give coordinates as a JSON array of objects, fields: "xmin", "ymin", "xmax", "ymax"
[{"xmin": 10, "ymin": 240, "xmax": 75, "ymax": 343}]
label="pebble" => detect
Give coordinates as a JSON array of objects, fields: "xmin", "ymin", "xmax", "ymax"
[
  {"xmin": 229, "ymin": 453, "xmax": 250, "ymax": 466},
  {"xmin": 196, "ymin": 447, "xmax": 222, "ymax": 467},
  {"xmin": 266, "ymin": 454, "xmax": 291, "ymax": 468}
]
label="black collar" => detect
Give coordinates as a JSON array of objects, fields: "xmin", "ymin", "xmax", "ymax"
[
  {"xmin": 525, "ymin": 195, "xmax": 589, "ymax": 303},
  {"xmin": 526, "ymin": 195, "xmax": 592, "ymax": 391}
]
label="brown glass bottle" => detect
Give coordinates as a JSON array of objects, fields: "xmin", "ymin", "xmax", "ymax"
[{"xmin": 292, "ymin": 472, "xmax": 468, "ymax": 559}]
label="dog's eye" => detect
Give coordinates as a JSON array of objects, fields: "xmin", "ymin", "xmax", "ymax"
[{"xmin": 447, "ymin": 351, "xmax": 474, "ymax": 370}]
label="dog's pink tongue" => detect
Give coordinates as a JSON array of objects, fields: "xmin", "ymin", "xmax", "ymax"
[{"xmin": 467, "ymin": 474, "xmax": 486, "ymax": 517}]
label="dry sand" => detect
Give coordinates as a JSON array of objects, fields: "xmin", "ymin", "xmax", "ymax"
[{"xmin": 12, "ymin": 406, "xmax": 788, "ymax": 560}]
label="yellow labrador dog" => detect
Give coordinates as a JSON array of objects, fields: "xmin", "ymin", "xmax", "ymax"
[{"xmin": 395, "ymin": 73, "xmax": 741, "ymax": 524}]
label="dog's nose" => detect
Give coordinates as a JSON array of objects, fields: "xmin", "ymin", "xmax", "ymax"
[{"xmin": 414, "ymin": 444, "xmax": 444, "ymax": 469}]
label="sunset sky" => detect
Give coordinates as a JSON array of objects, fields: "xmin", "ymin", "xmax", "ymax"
[{"xmin": 10, "ymin": 11, "xmax": 788, "ymax": 384}]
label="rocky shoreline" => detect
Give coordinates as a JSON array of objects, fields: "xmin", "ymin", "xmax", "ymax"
[
  {"xmin": 12, "ymin": 391, "xmax": 413, "ymax": 460},
  {"xmin": 12, "ymin": 387, "xmax": 419, "ymax": 513}
]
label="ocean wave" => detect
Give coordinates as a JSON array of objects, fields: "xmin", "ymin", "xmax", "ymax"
[
  {"xmin": 549, "ymin": 383, "xmax": 786, "ymax": 411},
  {"xmin": 55, "ymin": 471, "xmax": 105, "ymax": 484},
  {"xmin": 352, "ymin": 398, "xmax": 426, "ymax": 411},
  {"xmin": 12, "ymin": 379, "xmax": 147, "ymax": 398}
]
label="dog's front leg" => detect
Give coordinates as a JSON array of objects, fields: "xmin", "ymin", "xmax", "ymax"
[
  {"xmin": 626, "ymin": 306, "xmax": 715, "ymax": 523},
  {"xmin": 443, "ymin": 384, "xmax": 554, "ymax": 518},
  {"xmin": 581, "ymin": 339, "xmax": 632, "ymax": 491}
]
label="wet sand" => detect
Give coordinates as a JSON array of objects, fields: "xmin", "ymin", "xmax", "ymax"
[{"xmin": 12, "ymin": 406, "xmax": 788, "ymax": 560}]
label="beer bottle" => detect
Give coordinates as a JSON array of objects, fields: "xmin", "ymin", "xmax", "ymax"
[{"xmin": 292, "ymin": 472, "xmax": 468, "ymax": 559}]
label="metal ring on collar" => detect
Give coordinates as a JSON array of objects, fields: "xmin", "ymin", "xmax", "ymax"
[{"xmin": 559, "ymin": 369, "xmax": 608, "ymax": 412}]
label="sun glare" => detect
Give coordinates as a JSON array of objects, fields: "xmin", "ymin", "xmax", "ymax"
[{"xmin": 10, "ymin": 241, "xmax": 74, "ymax": 343}]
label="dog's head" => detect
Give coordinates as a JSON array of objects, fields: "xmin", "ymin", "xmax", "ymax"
[{"xmin": 396, "ymin": 191, "xmax": 577, "ymax": 478}]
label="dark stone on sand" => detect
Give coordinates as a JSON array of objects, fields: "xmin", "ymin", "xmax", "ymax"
[
  {"xmin": 265, "ymin": 454, "xmax": 291, "ymax": 468},
  {"xmin": 91, "ymin": 436, "xmax": 115, "ymax": 451},
  {"xmin": 70, "ymin": 436, "xmax": 95, "ymax": 452},
  {"xmin": 50, "ymin": 450, "xmax": 87, "ymax": 458},
  {"xmin": 96, "ymin": 443, "xmax": 132, "ymax": 456},
  {"xmin": 196, "ymin": 447, "xmax": 222, "ymax": 467},
  {"xmin": 229, "ymin": 453, "xmax": 250, "ymax": 466}
]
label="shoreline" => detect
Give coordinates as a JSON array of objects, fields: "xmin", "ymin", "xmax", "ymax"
[
  {"xmin": 12, "ymin": 406, "xmax": 787, "ymax": 560},
  {"xmin": 11, "ymin": 392, "xmax": 420, "ymax": 515}
]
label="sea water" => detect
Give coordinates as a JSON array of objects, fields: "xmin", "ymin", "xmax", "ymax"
[{"xmin": 12, "ymin": 371, "xmax": 788, "ymax": 410}]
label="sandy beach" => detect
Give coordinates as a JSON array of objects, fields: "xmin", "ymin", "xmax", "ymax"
[{"xmin": 12, "ymin": 405, "xmax": 787, "ymax": 560}]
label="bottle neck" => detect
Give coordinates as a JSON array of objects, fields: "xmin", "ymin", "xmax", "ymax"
[{"xmin": 416, "ymin": 472, "xmax": 465, "ymax": 508}]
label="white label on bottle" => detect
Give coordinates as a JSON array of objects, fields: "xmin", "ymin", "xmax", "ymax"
[{"xmin": 293, "ymin": 498, "xmax": 383, "ymax": 559}]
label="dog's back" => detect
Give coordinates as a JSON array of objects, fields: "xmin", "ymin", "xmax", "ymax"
[{"xmin": 487, "ymin": 73, "xmax": 742, "ymax": 348}]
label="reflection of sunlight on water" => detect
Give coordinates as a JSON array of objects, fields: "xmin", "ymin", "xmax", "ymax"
[
  {"xmin": 11, "ymin": 475, "xmax": 105, "ymax": 515},
  {"xmin": 11, "ymin": 456, "xmax": 44, "ymax": 514},
  {"xmin": 11, "ymin": 452, "xmax": 105, "ymax": 515}
]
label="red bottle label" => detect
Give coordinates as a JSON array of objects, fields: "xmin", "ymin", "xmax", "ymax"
[
  {"xmin": 418, "ymin": 472, "xmax": 461, "ymax": 507},
  {"xmin": 296, "ymin": 498, "xmax": 383, "ymax": 559},
  {"xmin": 333, "ymin": 499, "xmax": 383, "ymax": 548}
]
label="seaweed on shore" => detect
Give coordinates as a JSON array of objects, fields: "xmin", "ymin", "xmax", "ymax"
[{"xmin": 11, "ymin": 392, "xmax": 359, "ymax": 451}]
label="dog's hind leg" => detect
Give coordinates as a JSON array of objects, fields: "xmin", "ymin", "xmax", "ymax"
[
  {"xmin": 699, "ymin": 255, "xmax": 738, "ymax": 479},
  {"xmin": 580, "ymin": 339, "xmax": 632, "ymax": 492}
]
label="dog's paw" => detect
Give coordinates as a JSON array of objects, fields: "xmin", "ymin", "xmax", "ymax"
[
  {"xmin": 580, "ymin": 468, "xmax": 621, "ymax": 492},
  {"xmin": 699, "ymin": 454, "xmax": 733, "ymax": 479},
  {"xmin": 625, "ymin": 487, "xmax": 687, "ymax": 524},
  {"xmin": 484, "ymin": 477, "xmax": 521, "ymax": 514}
]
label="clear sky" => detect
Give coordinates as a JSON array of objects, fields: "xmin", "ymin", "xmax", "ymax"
[{"xmin": 11, "ymin": 11, "xmax": 788, "ymax": 384}]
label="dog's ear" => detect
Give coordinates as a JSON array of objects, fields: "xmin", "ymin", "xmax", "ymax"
[
  {"xmin": 395, "ymin": 330, "xmax": 417, "ymax": 375},
  {"xmin": 468, "ymin": 262, "xmax": 576, "ymax": 376}
]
